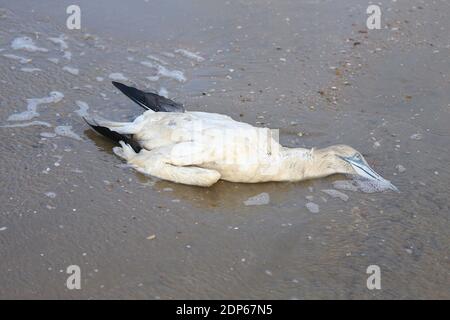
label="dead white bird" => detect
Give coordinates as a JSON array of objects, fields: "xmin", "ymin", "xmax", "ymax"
[{"xmin": 84, "ymin": 82, "xmax": 397, "ymax": 189}]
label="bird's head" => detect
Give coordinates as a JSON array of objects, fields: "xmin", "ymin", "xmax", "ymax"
[{"xmin": 314, "ymin": 145, "xmax": 398, "ymax": 191}]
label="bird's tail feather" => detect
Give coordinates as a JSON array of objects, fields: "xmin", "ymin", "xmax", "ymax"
[
  {"xmin": 89, "ymin": 116, "xmax": 130, "ymax": 128},
  {"xmin": 83, "ymin": 116, "xmax": 142, "ymax": 153}
]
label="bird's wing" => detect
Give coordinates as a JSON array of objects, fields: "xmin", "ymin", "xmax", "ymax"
[{"xmin": 112, "ymin": 81, "xmax": 185, "ymax": 113}]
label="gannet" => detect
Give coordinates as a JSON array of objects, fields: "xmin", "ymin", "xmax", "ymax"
[{"xmin": 84, "ymin": 82, "xmax": 397, "ymax": 189}]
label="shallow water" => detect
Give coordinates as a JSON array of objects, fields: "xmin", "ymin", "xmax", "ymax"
[{"xmin": 0, "ymin": 0, "xmax": 449, "ymax": 299}]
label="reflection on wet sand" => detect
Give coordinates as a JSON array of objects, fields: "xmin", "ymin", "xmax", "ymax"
[{"xmin": 87, "ymin": 126, "xmax": 310, "ymax": 209}]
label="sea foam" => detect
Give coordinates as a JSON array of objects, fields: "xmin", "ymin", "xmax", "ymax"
[
  {"xmin": 244, "ymin": 192, "xmax": 270, "ymax": 206},
  {"xmin": 48, "ymin": 34, "xmax": 69, "ymax": 51},
  {"xmin": 109, "ymin": 73, "xmax": 128, "ymax": 81},
  {"xmin": 140, "ymin": 61, "xmax": 186, "ymax": 82},
  {"xmin": 305, "ymin": 202, "xmax": 320, "ymax": 213},
  {"xmin": 333, "ymin": 177, "xmax": 396, "ymax": 193},
  {"xmin": 147, "ymin": 54, "xmax": 169, "ymax": 65},
  {"xmin": 11, "ymin": 36, "xmax": 48, "ymax": 52},
  {"xmin": 0, "ymin": 121, "xmax": 52, "ymax": 128},
  {"xmin": 321, "ymin": 189, "xmax": 349, "ymax": 201},
  {"xmin": 54, "ymin": 125, "xmax": 82, "ymax": 140},
  {"xmin": 3, "ymin": 53, "xmax": 31, "ymax": 64},
  {"xmin": 7, "ymin": 91, "xmax": 64, "ymax": 122},
  {"xmin": 20, "ymin": 67, "xmax": 41, "ymax": 73},
  {"xmin": 175, "ymin": 49, "xmax": 205, "ymax": 62},
  {"xmin": 62, "ymin": 66, "xmax": 79, "ymax": 75},
  {"xmin": 74, "ymin": 101, "xmax": 89, "ymax": 117},
  {"xmin": 158, "ymin": 87, "xmax": 169, "ymax": 98}
]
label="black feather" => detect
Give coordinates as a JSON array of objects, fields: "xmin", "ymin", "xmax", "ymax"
[
  {"xmin": 83, "ymin": 117, "xmax": 142, "ymax": 153},
  {"xmin": 112, "ymin": 81, "xmax": 185, "ymax": 113}
]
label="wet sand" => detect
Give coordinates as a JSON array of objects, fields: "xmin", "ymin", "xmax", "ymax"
[{"xmin": 0, "ymin": 0, "xmax": 449, "ymax": 299}]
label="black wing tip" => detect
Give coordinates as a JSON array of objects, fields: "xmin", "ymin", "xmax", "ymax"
[
  {"xmin": 111, "ymin": 81, "xmax": 185, "ymax": 113},
  {"xmin": 111, "ymin": 81, "xmax": 150, "ymax": 111},
  {"xmin": 111, "ymin": 81, "xmax": 127, "ymax": 90}
]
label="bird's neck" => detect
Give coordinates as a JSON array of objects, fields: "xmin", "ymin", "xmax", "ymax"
[{"xmin": 271, "ymin": 147, "xmax": 339, "ymax": 181}]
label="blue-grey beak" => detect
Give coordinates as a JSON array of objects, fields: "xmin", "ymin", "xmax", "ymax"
[{"xmin": 341, "ymin": 155, "xmax": 399, "ymax": 192}]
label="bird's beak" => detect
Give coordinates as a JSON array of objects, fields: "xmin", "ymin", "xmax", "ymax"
[{"xmin": 341, "ymin": 155, "xmax": 399, "ymax": 192}]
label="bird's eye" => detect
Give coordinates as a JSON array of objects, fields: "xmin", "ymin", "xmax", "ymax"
[{"xmin": 354, "ymin": 153, "xmax": 361, "ymax": 160}]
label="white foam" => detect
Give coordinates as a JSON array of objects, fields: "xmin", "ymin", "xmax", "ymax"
[
  {"xmin": 7, "ymin": 91, "xmax": 64, "ymax": 121},
  {"xmin": 140, "ymin": 61, "xmax": 186, "ymax": 82},
  {"xmin": 109, "ymin": 72, "xmax": 128, "ymax": 81},
  {"xmin": 162, "ymin": 52, "xmax": 175, "ymax": 58},
  {"xmin": 48, "ymin": 34, "xmax": 68, "ymax": 51},
  {"xmin": 96, "ymin": 76, "xmax": 104, "ymax": 82},
  {"xmin": 158, "ymin": 87, "xmax": 169, "ymax": 98},
  {"xmin": 157, "ymin": 65, "xmax": 186, "ymax": 82},
  {"xmin": 244, "ymin": 192, "xmax": 270, "ymax": 206},
  {"xmin": 0, "ymin": 121, "xmax": 52, "ymax": 128},
  {"xmin": 53, "ymin": 155, "xmax": 63, "ymax": 167},
  {"xmin": 62, "ymin": 66, "xmax": 79, "ymax": 75},
  {"xmin": 45, "ymin": 192, "xmax": 57, "ymax": 198},
  {"xmin": 11, "ymin": 36, "xmax": 48, "ymax": 52},
  {"xmin": 140, "ymin": 60, "xmax": 156, "ymax": 68},
  {"xmin": 305, "ymin": 202, "xmax": 319, "ymax": 213},
  {"xmin": 74, "ymin": 101, "xmax": 89, "ymax": 117},
  {"xmin": 321, "ymin": 189, "xmax": 349, "ymax": 201},
  {"xmin": 332, "ymin": 180, "xmax": 357, "ymax": 192},
  {"xmin": 40, "ymin": 132, "xmax": 57, "ymax": 138},
  {"xmin": 20, "ymin": 67, "xmax": 41, "ymax": 72},
  {"xmin": 47, "ymin": 57, "xmax": 59, "ymax": 64},
  {"xmin": 357, "ymin": 179, "xmax": 397, "ymax": 193},
  {"xmin": 0, "ymin": 227, "xmax": 7, "ymax": 231},
  {"xmin": 48, "ymin": 34, "xmax": 73, "ymax": 62},
  {"xmin": 7, "ymin": 109, "xmax": 38, "ymax": 122},
  {"xmin": 147, "ymin": 54, "xmax": 168, "ymax": 65},
  {"xmin": 2, "ymin": 53, "xmax": 31, "ymax": 64},
  {"xmin": 146, "ymin": 76, "xmax": 160, "ymax": 82},
  {"xmin": 175, "ymin": 49, "xmax": 205, "ymax": 62},
  {"xmin": 333, "ymin": 178, "xmax": 396, "ymax": 193},
  {"xmin": 54, "ymin": 125, "xmax": 82, "ymax": 140},
  {"xmin": 63, "ymin": 51, "xmax": 72, "ymax": 60}
]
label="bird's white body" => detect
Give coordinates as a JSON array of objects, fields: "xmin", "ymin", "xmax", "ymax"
[
  {"xmin": 86, "ymin": 82, "xmax": 397, "ymax": 189},
  {"xmin": 102, "ymin": 110, "xmax": 315, "ymax": 186}
]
